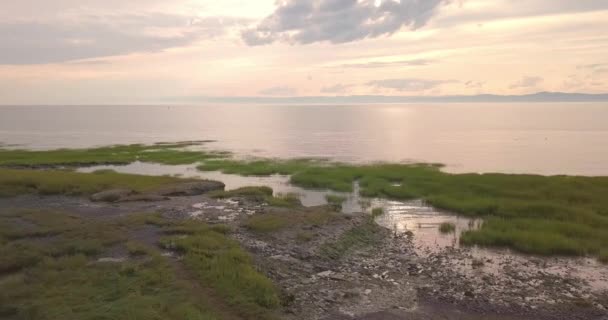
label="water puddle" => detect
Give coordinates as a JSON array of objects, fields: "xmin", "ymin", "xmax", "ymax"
[
  {"xmin": 373, "ymin": 199, "xmax": 482, "ymax": 253},
  {"xmin": 79, "ymin": 162, "xmax": 332, "ymax": 207}
]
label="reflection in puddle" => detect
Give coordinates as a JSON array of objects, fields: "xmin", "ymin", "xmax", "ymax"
[{"xmin": 373, "ymin": 199, "xmax": 482, "ymax": 253}]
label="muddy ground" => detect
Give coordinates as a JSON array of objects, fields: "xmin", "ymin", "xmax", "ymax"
[{"xmin": 1, "ymin": 194, "xmax": 606, "ymax": 320}]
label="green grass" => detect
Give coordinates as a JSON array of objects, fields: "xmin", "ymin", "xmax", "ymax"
[
  {"xmin": 159, "ymin": 228, "xmax": 280, "ymax": 318},
  {"xmin": 371, "ymin": 207, "xmax": 384, "ymax": 219},
  {"xmin": 325, "ymin": 194, "xmax": 347, "ymax": 209},
  {"xmin": 198, "ymin": 160, "xmax": 608, "ymax": 259},
  {"xmin": 3, "ymin": 143, "xmax": 608, "ymax": 259},
  {"xmin": 0, "ymin": 168, "xmax": 189, "ymax": 197},
  {"xmin": 0, "ymin": 142, "xmax": 229, "ymax": 167},
  {"xmin": 209, "ymin": 186, "xmax": 274, "ymax": 201},
  {"xmin": 244, "ymin": 208, "xmax": 340, "ymax": 234},
  {"xmin": 0, "ymin": 210, "xmax": 280, "ymax": 320},
  {"xmin": 439, "ymin": 222, "xmax": 456, "ymax": 234},
  {"xmin": 266, "ymin": 193, "xmax": 301, "ymax": 208},
  {"xmin": 319, "ymin": 221, "xmax": 384, "ymax": 260},
  {"xmin": 599, "ymin": 251, "xmax": 608, "ymax": 264},
  {"xmin": 197, "ymin": 159, "xmax": 317, "ymax": 176},
  {"xmin": 210, "ymin": 186, "xmax": 301, "ymax": 208}
]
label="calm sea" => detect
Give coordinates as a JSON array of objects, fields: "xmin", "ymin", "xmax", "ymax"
[{"xmin": 1, "ymin": 103, "xmax": 607, "ymax": 176}]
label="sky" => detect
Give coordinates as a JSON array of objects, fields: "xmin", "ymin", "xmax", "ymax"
[{"xmin": 0, "ymin": 0, "xmax": 607, "ymax": 104}]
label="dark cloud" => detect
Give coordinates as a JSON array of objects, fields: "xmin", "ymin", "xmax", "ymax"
[
  {"xmin": 258, "ymin": 86, "xmax": 298, "ymax": 96},
  {"xmin": 0, "ymin": 14, "xmax": 247, "ymax": 64},
  {"xmin": 337, "ymin": 58, "xmax": 435, "ymax": 69},
  {"xmin": 367, "ymin": 78, "xmax": 456, "ymax": 92},
  {"xmin": 242, "ymin": 0, "xmax": 451, "ymax": 46},
  {"xmin": 321, "ymin": 83, "xmax": 353, "ymax": 94},
  {"xmin": 509, "ymin": 76, "xmax": 543, "ymax": 89}
]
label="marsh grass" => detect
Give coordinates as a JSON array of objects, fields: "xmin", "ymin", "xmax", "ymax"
[
  {"xmin": 3, "ymin": 143, "xmax": 608, "ymax": 258},
  {"xmin": 371, "ymin": 207, "xmax": 384, "ymax": 219},
  {"xmin": 0, "ymin": 210, "xmax": 279, "ymax": 320},
  {"xmin": 0, "ymin": 168, "xmax": 188, "ymax": 197},
  {"xmin": 209, "ymin": 186, "xmax": 274, "ymax": 201},
  {"xmin": 266, "ymin": 193, "xmax": 302, "ymax": 208},
  {"xmin": 325, "ymin": 194, "xmax": 347, "ymax": 205},
  {"xmin": 439, "ymin": 222, "xmax": 456, "ymax": 234},
  {"xmin": 210, "ymin": 186, "xmax": 301, "ymax": 208},
  {"xmin": 159, "ymin": 228, "xmax": 280, "ymax": 318},
  {"xmin": 319, "ymin": 221, "xmax": 384, "ymax": 260},
  {"xmin": 244, "ymin": 209, "xmax": 340, "ymax": 234},
  {"xmin": 296, "ymin": 231, "xmax": 315, "ymax": 242},
  {"xmin": 0, "ymin": 143, "xmax": 229, "ymax": 167},
  {"xmin": 201, "ymin": 160, "xmax": 608, "ymax": 259},
  {"xmin": 599, "ymin": 251, "xmax": 608, "ymax": 264}
]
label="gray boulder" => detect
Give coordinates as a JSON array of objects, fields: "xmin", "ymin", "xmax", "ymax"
[
  {"xmin": 90, "ymin": 189, "xmax": 136, "ymax": 202},
  {"xmin": 118, "ymin": 194, "xmax": 170, "ymax": 202},
  {"xmin": 155, "ymin": 181, "xmax": 225, "ymax": 197}
]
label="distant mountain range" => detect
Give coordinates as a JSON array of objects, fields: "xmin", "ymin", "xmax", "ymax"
[{"xmin": 182, "ymin": 92, "xmax": 608, "ymax": 104}]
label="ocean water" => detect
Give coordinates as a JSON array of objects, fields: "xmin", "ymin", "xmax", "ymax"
[{"xmin": 1, "ymin": 103, "xmax": 607, "ymax": 175}]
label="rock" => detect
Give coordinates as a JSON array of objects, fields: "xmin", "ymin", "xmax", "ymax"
[
  {"xmin": 317, "ymin": 270, "xmax": 334, "ymax": 278},
  {"xmin": 472, "ymin": 258, "xmax": 485, "ymax": 268},
  {"xmin": 118, "ymin": 194, "xmax": 169, "ymax": 202},
  {"xmin": 90, "ymin": 189, "xmax": 136, "ymax": 202},
  {"xmin": 156, "ymin": 181, "xmax": 225, "ymax": 196}
]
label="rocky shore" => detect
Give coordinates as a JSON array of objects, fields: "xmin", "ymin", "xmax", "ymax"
[{"xmin": 1, "ymin": 183, "xmax": 606, "ymax": 320}]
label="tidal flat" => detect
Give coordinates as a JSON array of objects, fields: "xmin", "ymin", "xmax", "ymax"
[
  {"xmin": 2, "ymin": 142, "xmax": 608, "ymax": 260},
  {"xmin": 1, "ymin": 143, "xmax": 608, "ymax": 319}
]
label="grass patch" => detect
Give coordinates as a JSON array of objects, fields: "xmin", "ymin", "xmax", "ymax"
[
  {"xmin": 4, "ymin": 143, "xmax": 608, "ymax": 258},
  {"xmin": 244, "ymin": 209, "xmax": 340, "ymax": 234},
  {"xmin": 325, "ymin": 194, "xmax": 346, "ymax": 210},
  {"xmin": 0, "ymin": 168, "xmax": 189, "ymax": 197},
  {"xmin": 599, "ymin": 251, "xmax": 608, "ymax": 264},
  {"xmin": 325, "ymin": 194, "xmax": 346, "ymax": 205},
  {"xmin": 210, "ymin": 186, "xmax": 301, "ymax": 208},
  {"xmin": 243, "ymin": 213, "xmax": 291, "ymax": 234},
  {"xmin": 0, "ymin": 142, "xmax": 228, "ymax": 167},
  {"xmin": 266, "ymin": 193, "xmax": 301, "ymax": 208},
  {"xmin": 0, "ymin": 210, "xmax": 279, "ymax": 320},
  {"xmin": 296, "ymin": 231, "xmax": 315, "ymax": 242},
  {"xmin": 0, "ymin": 211, "xmax": 220, "ymax": 319},
  {"xmin": 209, "ymin": 186, "xmax": 273, "ymax": 201},
  {"xmin": 371, "ymin": 207, "xmax": 384, "ymax": 219},
  {"xmin": 160, "ymin": 227, "xmax": 280, "ymax": 318},
  {"xmin": 319, "ymin": 221, "xmax": 384, "ymax": 259},
  {"xmin": 439, "ymin": 222, "xmax": 456, "ymax": 234},
  {"xmin": 126, "ymin": 241, "xmax": 156, "ymax": 256},
  {"xmin": 198, "ymin": 160, "xmax": 608, "ymax": 259}
]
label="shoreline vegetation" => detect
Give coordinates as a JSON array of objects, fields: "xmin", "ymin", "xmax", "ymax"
[
  {"xmin": 1, "ymin": 142, "xmax": 608, "ymax": 261},
  {"xmin": 0, "ymin": 210, "xmax": 280, "ymax": 319}
]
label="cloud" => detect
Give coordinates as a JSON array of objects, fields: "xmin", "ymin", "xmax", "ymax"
[
  {"xmin": 242, "ymin": 0, "xmax": 451, "ymax": 46},
  {"xmin": 464, "ymin": 80, "xmax": 485, "ymax": 89},
  {"xmin": 509, "ymin": 76, "xmax": 543, "ymax": 89},
  {"xmin": 435, "ymin": 1, "xmax": 608, "ymax": 28},
  {"xmin": 336, "ymin": 58, "xmax": 435, "ymax": 69},
  {"xmin": 258, "ymin": 86, "xmax": 298, "ymax": 96},
  {"xmin": 321, "ymin": 84, "xmax": 353, "ymax": 94},
  {"xmin": 0, "ymin": 14, "xmax": 247, "ymax": 64},
  {"xmin": 367, "ymin": 78, "xmax": 456, "ymax": 92}
]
